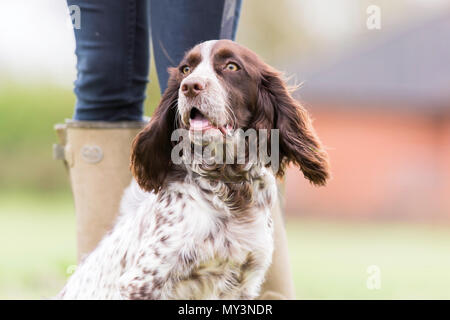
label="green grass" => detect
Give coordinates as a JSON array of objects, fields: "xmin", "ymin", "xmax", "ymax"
[
  {"xmin": 287, "ymin": 218, "xmax": 450, "ymax": 299},
  {"xmin": 0, "ymin": 191, "xmax": 76, "ymax": 299},
  {"xmin": 0, "ymin": 80, "xmax": 160, "ymax": 192},
  {"xmin": 2, "ymin": 191, "xmax": 450, "ymax": 299},
  {"xmin": 0, "ymin": 84, "xmax": 75, "ymax": 191}
]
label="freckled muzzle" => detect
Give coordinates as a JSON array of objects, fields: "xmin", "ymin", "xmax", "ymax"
[{"xmin": 177, "ymin": 79, "xmax": 232, "ymax": 138}]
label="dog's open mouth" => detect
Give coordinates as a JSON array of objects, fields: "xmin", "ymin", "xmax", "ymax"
[{"xmin": 189, "ymin": 107, "xmax": 231, "ymax": 135}]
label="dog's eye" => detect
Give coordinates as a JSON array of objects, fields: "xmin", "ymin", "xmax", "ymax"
[
  {"xmin": 225, "ymin": 62, "xmax": 239, "ymax": 71},
  {"xmin": 181, "ymin": 66, "xmax": 191, "ymax": 75}
]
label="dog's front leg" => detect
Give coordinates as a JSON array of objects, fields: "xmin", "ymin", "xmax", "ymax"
[
  {"xmin": 118, "ymin": 248, "xmax": 182, "ymax": 300},
  {"xmin": 118, "ymin": 232, "xmax": 196, "ymax": 300},
  {"xmin": 119, "ymin": 268, "xmax": 164, "ymax": 300},
  {"xmin": 118, "ymin": 242, "xmax": 180, "ymax": 300}
]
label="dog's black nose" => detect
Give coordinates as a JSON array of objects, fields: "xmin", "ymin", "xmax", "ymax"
[{"xmin": 181, "ymin": 79, "xmax": 205, "ymax": 98}]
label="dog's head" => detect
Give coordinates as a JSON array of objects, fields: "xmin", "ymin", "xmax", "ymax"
[{"xmin": 131, "ymin": 40, "xmax": 330, "ymax": 193}]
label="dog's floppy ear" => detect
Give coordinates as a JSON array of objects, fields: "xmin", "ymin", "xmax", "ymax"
[
  {"xmin": 131, "ymin": 69, "xmax": 179, "ymax": 193},
  {"xmin": 258, "ymin": 66, "xmax": 330, "ymax": 186}
]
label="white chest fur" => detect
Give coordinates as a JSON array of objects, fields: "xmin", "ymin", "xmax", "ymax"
[{"xmin": 58, "ymin": 168, "xmax": 276, "ymax": 300}]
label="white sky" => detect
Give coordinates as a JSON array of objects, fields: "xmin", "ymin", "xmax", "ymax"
[{"xmin": 0, "ymin": 0, "xmax": 77, "ymax": 86}]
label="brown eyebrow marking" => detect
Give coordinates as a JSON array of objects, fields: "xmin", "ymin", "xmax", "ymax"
[
  {"xmin": 214, "ymin": 48, "xmax": 236, "ymax": 60},
  {"xmin": 184, "ymin": 51, "xmax": 201, "ymax": 67}
]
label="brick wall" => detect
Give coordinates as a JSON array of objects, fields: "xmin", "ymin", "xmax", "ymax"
[{"xmin": 285, "ymin": 107, "xmax": 450, "ymax": 220}]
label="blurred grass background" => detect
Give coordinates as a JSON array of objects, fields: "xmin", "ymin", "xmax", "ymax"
[
  {"xmin": 1, "ymin": 0, "xmax": 450, "ymax": 300},
  {"xmin": 3, "ymin": 185, "xmax": 450, "ymax": 299}
]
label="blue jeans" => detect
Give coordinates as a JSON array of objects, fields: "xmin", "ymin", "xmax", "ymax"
[{"xmin": 67, "ymin": 0, "xmax": 242, "ymax": 121}]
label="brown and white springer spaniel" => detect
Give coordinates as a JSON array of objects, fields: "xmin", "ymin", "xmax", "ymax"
[{"xmin": 58, "ymin": 40, "xmax": 329, "ymax": 299}]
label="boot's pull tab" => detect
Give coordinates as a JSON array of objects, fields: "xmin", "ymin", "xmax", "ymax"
[
  {"xmin": 81, "ymin": 145, "xmax": 103, "ymax": 164},
  {"xmin": 53, "ymin": 144, "xmax": 65, "ymax": 160},
  {"xmin": 53, "ymin": 123, "xmax": 74, "ymax": 168}
]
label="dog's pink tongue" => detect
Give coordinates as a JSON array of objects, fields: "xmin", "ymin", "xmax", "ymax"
[{"xmin": 190, "ymin": 113, "xmax": 212, "ymax": 131}]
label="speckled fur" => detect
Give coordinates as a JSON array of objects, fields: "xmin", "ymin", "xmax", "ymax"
[{"xmin": 58, "ymin": 165, "xmax": 276, "ymax": 300}]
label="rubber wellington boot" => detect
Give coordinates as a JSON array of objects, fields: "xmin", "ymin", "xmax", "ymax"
[{"xmin": 54, "ymin": 120, "xmax": 147, "ymax": 262}]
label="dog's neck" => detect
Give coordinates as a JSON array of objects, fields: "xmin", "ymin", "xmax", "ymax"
[{"xmin": 181, "ymin": 160, "xmax": 276, "ymax": 216}]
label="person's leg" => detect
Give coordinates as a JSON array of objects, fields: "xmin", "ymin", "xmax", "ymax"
[
  {"xmin": 149, "ymin": 0, "xmax": 295, "ymax": 299},
  {"xmin": 57, "ymin": 0, "xmax": 150, "ymax": 262},
  {"xmin": 68, "ymin": 0, "xmax": 149, "ymax": 121},
  {"xmin": 150, "ymin": 0, "xmax": 242, "ymax": 93},
  {"xmin": 259, "ymin": 199, "xmax": 296, "ymax": 299}
]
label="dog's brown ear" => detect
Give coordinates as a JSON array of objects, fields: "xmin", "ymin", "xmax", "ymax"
[
  {"xmin": 131, "ymin": 69, "xmax": 179, "ymax": 193},
  {"xmin": 258, "ymin": 66, "xmax": 330, "ymax": 186}
]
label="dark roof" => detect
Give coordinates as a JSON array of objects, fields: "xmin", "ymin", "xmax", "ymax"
[{"xmin": 295, "ymin": 11, "xmax": 450, "ymax": 111}]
